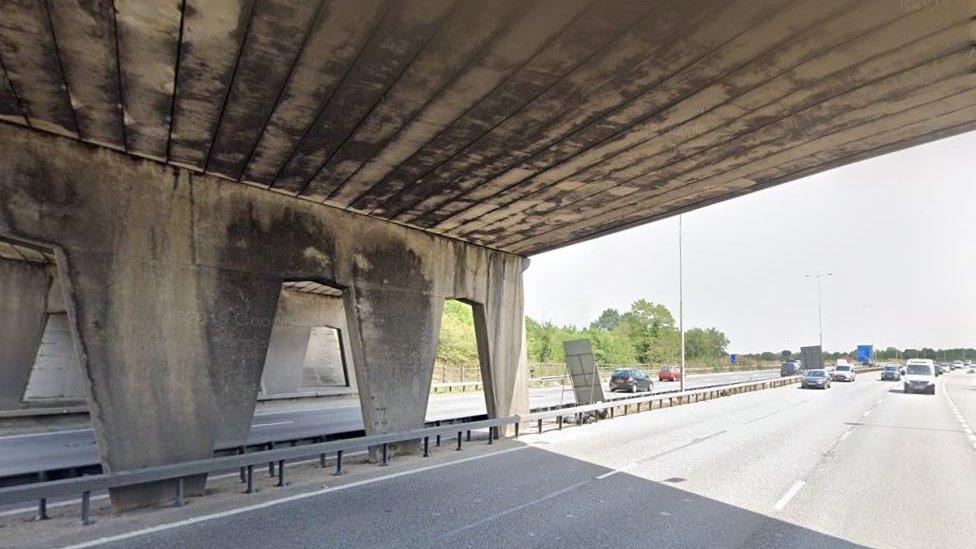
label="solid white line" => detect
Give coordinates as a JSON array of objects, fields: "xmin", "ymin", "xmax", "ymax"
[
  {"xmin": 595, "ymin": 462, "xmax": 640, "ymax": 480},
  {"xmin": 0, "ymin": 428, "xmax": 91, "ymax": 441},
  {"xmin": 839, "ymin": 430, "xmax": 852, "ymax": 442},
  {"xmin": 435, "ymin": 479, "xmax": 590, "ymax": 540},
  {"xmin": 862, "ymin": 411, "xmax": 872, "ymax": 417},
  {"xmin": 0, "ymin": 452, "xmax": 369, "ymax": 519},
  {"xmin": 774, "ymin": 480, "xmax": 805, "ymax": 511},
  {"xmin": 251, "ymin": 421, "xmax": 293, "ymax": 428},
  {"xmin": 58, "ymin": 446, "xmax": 530, "ymax": 549}
]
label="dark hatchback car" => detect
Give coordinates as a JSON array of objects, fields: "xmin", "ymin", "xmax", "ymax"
[
  {"xmin": 880, "ymin": 365, "xmax": 901, "ymax": 381},
  {"xmin": 609, "ymin": 368, "xmax": 653, "ymax": 393},
  {"xmin": 780, "ymin": 361, "xmax": 801, "ymax": 376},
  {"xmin": 801, "ymin": 369, "xmax": 831, "ymax": 389}
]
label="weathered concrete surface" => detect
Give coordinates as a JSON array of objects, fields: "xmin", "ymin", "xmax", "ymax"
[
  {"xmin": 22, "ymin": 275, "xmax": 86, "ymax": 404},
  {"xmin": 470, "ymin": 253, "xmax": 530, "ymax": 435},
  {"xmin": 23, "ymin": 313, "xmax": 87, "ymax": 403},
  {"xmin": 261, "ymin": 290, "xmax": 355, "ymax": 395},
  {"xmin": 0, "ymin": 258, "xmax": 52, "ymax": 409},
  {"xmin": 344, "ymin": 286, "xmax": 444, "ymax": 457},
  {"xmin": 0, "ymin": 123, "xmax": 529, "ymax": 508},
  {"xmin": 0, "ymin": 1, "xmax": 972, "ymax": 254}
]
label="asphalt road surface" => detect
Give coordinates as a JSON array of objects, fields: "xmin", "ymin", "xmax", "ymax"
[
  {"xmin": 0, "ymin": 370, "xmax": 778, "ymax": 479},
  {"xmin": 68, "ymin": 371, "xmax": 976, "ymax": 548}
]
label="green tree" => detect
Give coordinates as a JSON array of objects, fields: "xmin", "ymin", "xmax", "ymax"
[
  {"xmin": 436, "ymin": 300, "xmax": 478, "ymax": 364},
  {"xmin": 589, "ymin": 308, "xmax": 623, "ymax": 331},
  {"xmin": 617, "ymin": 300, "xmax": 678, "ymax": 363},
  {"xmin": 585, "ymin": 328, "xmax": 636, "ymax": 364},
  {"xmin": 685, "ymin": 327, "xmax": 730, "ymax": 361}
]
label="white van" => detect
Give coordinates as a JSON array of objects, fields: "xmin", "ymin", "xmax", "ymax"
[{"xmin": 903, "ymin": 359, "xmax": 936, "ymax": 395}]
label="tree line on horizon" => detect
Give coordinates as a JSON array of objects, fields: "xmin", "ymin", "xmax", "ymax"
[
  {"xmin": 436, "ymin": 298, "xmax": 730, "ymax": 367},
  {"xmin": 435, "ymin": 299, "xmax": 975, "ymax": 368}
]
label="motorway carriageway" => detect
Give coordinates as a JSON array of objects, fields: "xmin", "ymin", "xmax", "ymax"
[
  {"xmin": 31, "ymin": 371, "xmax": 976, "ymax": 549},
  {"xmin": 0, "ymin": 370, "xmax": 778, "ymax": 480}
]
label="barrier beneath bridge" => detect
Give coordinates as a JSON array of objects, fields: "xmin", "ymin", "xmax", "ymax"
[{"xmin": 0, "ymin": 373, "xmax": 812, "ymax": 525}]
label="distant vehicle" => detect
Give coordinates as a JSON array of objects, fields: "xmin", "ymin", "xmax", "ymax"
[
  {"xmin": 832, "ymin": 364, "xmax": 856, "ymax": 382},
  {"xmin": 780, "ymin": 361, "xmax": 801, "ymax": 377},
  {"xmin": 609, "ymin": 368, "xmax": 653, "ymax": 393},
  {"xmin": 967, "ymin": 364, "xmax": 976, "ymax": 374},
  {"xmin": 658, "ymin": 365, "xmax": 683, "ymax": 382},
  {"xmin": 935, "ymin": 363, "xmax": 949, "ymax": 376},
  {"xmin": 801, "ymin": 369, "xmax": 831, "ymax": 389},
  {"xmin": 880, "ymin": 365, "xmax": 901, "ymax": 381},
  {"xmin": 951, "ymin": 360, "xmax": 964, "ymax": 370},
  {"xmin": 899, "ymin": 365, "xmax": 906, "ymax": 376},
  {"xmin": 903, "ymin": 359, "xmax": 936, "ymax": 395}
]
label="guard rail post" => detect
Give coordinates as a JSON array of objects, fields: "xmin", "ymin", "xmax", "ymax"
[
  {"xmin": 276, "ymin": 460, "xmax": 286, "ymax": 487},
  {"xmin": 35, "ymin": 471, "xmax": 48, "ymax": 521},
  {"xmin": 81, "ymin": 490, "xmax": 93, "ymax": 526},
  {"xmin": 238, "ymin": 446, "xmax": 246, "ymax": 483},
  {"xmin": 174, "ymin": 477, "xmax": 185, "ymax": 507}
]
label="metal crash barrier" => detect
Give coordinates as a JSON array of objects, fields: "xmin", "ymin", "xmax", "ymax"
[{"xmin": 0, "ymin": 374, "xmax": 807, "ymax": 525}]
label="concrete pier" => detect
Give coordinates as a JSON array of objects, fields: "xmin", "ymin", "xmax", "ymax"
[
  {"xmin": 0, "ymin": 124, "xmax": 529, "ymax": 509},
  {"xmin": 261, "ymin": 290, "xmax": 356, "ymax": 396},
  {"xmin": 0, "ymin": 258, "xmax": 53, "ymax": 409}
]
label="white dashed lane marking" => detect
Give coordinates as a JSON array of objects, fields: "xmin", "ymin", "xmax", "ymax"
[{"xmin": 944, "ymin": 389, "xmax": 976, "ymax": 449}]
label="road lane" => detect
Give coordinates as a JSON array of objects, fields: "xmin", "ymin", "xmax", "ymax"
[
  {"xmin": 0, "ymin": 369, "xmax": 778, "ymax": 479},
  {"xmin": 780, "ymin": 371, "xmax": 976, "ymax": 548},
  {"xmin": 65, "ymin": 371, "xmax": 976, "ymax": 548}
]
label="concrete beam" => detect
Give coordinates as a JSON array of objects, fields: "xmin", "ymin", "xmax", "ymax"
[{"xmin": 0, "ymin": 258, "xmax": 53, "ymax": 409}]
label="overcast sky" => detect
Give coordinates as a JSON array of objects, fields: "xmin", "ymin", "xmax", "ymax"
[{"xmin": 524, "ymin": 130, "xmax": 976, "ymax": 354}]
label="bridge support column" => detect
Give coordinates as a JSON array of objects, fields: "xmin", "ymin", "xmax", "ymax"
[
  {"xmin": 344, "ymin": 282, "xmax": 444, "ymax": 458},
  {"xmin": 0, "ymin": 258, "xmax": 53, "ymax": 409},
  {"xmin": 1, "ymin": 122, "xmax": 530, "ymax": 503},
  {"xmin": 60, "ymin": 250, "xmax": 281, "ymax": 510},
  {"xmin": 472, "ymin": 254, "xmax": 530, "ymax": 435},
  {"xmin": 262, "ymin": 323, "xmax": 313, "ymax": 394},
  {"xmin": 261, "ymin": 291, "xmax": 356, "ymax": 396}
]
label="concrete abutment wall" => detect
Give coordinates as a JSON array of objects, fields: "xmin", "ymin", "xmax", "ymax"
[{"xmin": 0, "ymin": 124, "xmax": 529, "ymax": 510}]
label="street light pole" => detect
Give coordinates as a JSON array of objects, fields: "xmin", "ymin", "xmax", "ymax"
[
  {"xmin": 804, "ymin": 273, "xmax": 832, "ymax": 352},
  {"xmin": 679, "ymin": 215, "xmax": 685, "ymax": 392}
]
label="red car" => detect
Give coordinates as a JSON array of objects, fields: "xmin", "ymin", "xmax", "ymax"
[{"xmin": 658, "ymin": 365, "xmax": 683, "ymax": 382}]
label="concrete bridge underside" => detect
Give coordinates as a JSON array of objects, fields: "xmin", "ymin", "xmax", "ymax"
[{"xmin": 0, "ymin": 0, "xmax": 974, "ymax": 510}]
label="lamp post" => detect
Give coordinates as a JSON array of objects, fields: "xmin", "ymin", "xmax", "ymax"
[
  {"xmin": 804, "ymin": 273, "xmax": 832, "ymax": 350},
  {"xmin": 679, "ymin": 215, "xmax": 685, "ymax": 392}
]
